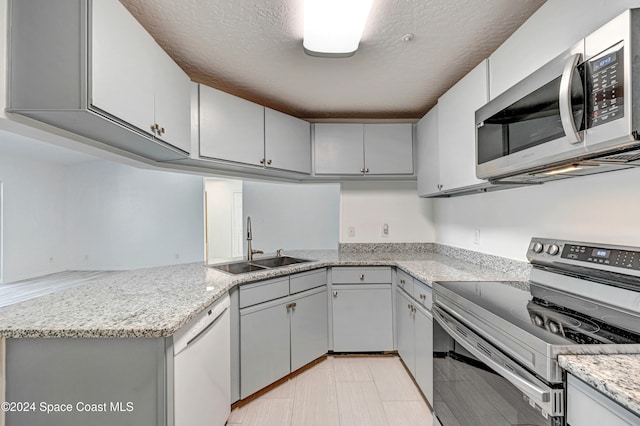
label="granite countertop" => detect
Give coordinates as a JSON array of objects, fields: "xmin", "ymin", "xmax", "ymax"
[
  {"xmin": 0, "ymin": 247, "xmax": 528, "ymax": 339},
  {"xmin": 559, "ymin": 354, "xmax": 640, "ymax": 417}
]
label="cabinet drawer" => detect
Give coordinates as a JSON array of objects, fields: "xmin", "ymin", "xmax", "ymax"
[
  {"xmin": 239, "ymin": 276, "xmax": 289, "ymax": 308},
  {"xmin": 414, "ymin": 280, "xmax": 433, "ymax": 310},
  {"xmin": 290, "ymin": 269, "xmax": 327, "ymax": 294},
  {"xmin": 397, "ymin": 269, "xmax": 414, "ymax": 298},
  {"xmin": 332, "ymin": 267, "xmax": 392, "ymax": 284}
]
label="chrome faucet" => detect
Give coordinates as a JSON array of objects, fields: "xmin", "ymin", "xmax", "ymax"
[{"xmin": 246, "ymin": 216, "xmax": 263, "ymax": 261}]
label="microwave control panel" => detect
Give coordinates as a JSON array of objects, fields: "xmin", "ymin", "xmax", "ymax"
[{"xmin": 588, "ymin": 45, "xmax": 624, "ymax": 128}]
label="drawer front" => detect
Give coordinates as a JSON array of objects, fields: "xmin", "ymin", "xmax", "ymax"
[
  {"xmin": 332, "ymin": 267, "xmax": 392, "ymax": 284},
  {"xmin": 397, "ymin": 269, "xmax": 414, "ymax": 298},
  {"xmin": 239, "ymin": 276, "xmax": 289, "ymax": 308},
  {"xmin": 290, "ymin": 268, "xmax": 327, "ymax": 294},
  {"xmin": 414, "ymin": 280, "xmax": 433, "ymax": 309}
]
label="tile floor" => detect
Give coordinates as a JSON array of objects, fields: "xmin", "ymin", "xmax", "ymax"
[{"xmin": 227, "ymin": 355, "xmax": 433, "ymax": 426}]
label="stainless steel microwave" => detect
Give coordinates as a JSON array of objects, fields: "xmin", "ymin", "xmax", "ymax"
[{"xmin": 476, "ymin": 9, "xmax": 640, "ymax": 182}]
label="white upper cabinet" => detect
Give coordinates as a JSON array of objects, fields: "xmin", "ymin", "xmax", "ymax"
[
  {"xmin": 364, "ymin": 124, "xmax": 414, "ymax": 175},
  {"xmin": 91, "ymin": 0, "xmax": 191, "ymax": 153},
  {"xmin": 199, "ymin": 85, "xmax": 265, "ymax": 166},
  {"xmin": 8, "ymin": 0, "xmax": 191, "ymax": 160},
  {"xmin": 91, "ymin": 0, "xmax": 155, "ymax": 137},
  {"xmin": 436, "ymin": 60, "xmax": 488, "ymax": 191},
  {"xmin": 416, "ymin": 106, "xmax": 440, "ymax": 196},
  {"xmin": 314, "ymin": 123, "xmax": 414, "ymax": 176},
  {"xmin": 264, "ymin": 108, "xmax": 311, "ymax": 174},
  {"xmin": 152, "ymin": 45, "xmax": 192, "ymax": 153},
  {"xmin": 314, "ymin": 124, "xmax": 365, "ymax": 175},
  {"xmin": 489, "ymin": 0, "xmax": 640, "ymax": 99}
]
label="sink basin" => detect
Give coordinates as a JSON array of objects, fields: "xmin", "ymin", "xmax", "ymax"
[
  {"xmin": 209, "ymin": 256, "xmax": 311, "ymax": 275},
  {"xmin": 250, "ymin": 256, "xmax": 310, "ymax": 268}
]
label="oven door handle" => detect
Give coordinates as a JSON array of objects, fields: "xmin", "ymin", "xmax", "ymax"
[
  {"xmin": 559, "ymin": 52, "xmax": 584, "ymax": 144},
  {"xmin": 434, "ymin": 306, "xmax": 551, "ymax": 404}
]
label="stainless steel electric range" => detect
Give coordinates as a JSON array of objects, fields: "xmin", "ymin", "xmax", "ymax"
[{"xmin": 432, "ymin": 238, "xmax": 640, "ymax": 426}]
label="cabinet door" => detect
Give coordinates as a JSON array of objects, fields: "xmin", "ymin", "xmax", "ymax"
[
  {"xmin": 264, "ymin": 108, "xmax": 311, "ymax": 174},
  {"xmin": 364, "ymin": 124, "xmax": 413, "ymax": 175},
  {"xmin": 437, "ymin": 60, "xmax": 488, "ymax": 191},
  {"xmin": 240, "ymin": 300, "xmax": 290, "ymax": 398},
  {"xmin": 152, "ymin": 44, "xmax": 191, "ymax": 153},
  {"xmin": 396, "ymin": 289, "xmax": 415, "ymax": 375},
  {"xmin": 91, "ymin": 0, "xmax": 155, "ymax": 135},
  {"xmin": 290, "ymin": 288, "xmax": 328, "ymax": 371},
  {"xmin": 416, "ymin": 106, "xmax": 441, "ymax": 196},
  {"xmin": 199, "ymin": 85, "xmax": 265, "ymax": 166},
  {"xmin": 332, "ymin": 284, "xmax": 393, "ymax": 352},
  {"xmin": 314, "ymin": 124, "xmax": 364, "ymax": 175},
  {"xmin": 414, "ymin": 306, "xmax": 433, "ymax": 405}
]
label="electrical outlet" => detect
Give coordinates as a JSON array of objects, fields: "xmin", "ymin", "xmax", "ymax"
[
  {"xmin": 348, "ymin": 226, "xmax": 356, "ymax": 238},
  {"xmin": 473, "ymin": 229, "xmax": 481, "ymax": 245},
  {"xmin": 382, "ymin": 223, "xmax": 389, "ymax": 238}
]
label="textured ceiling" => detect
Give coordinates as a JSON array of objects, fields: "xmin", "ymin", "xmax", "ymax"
[{"xmin": 120, "ymin": 0, "xmax": 546, "ymax": 120}]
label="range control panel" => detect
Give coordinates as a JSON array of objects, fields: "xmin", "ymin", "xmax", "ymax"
[
  {"xmin": 527, "ymin": 238, "xmax": 640, "ymax": 274},
  {"xmin": 561, "ymin": 244, "xmax": 639, "ymax": 270}
]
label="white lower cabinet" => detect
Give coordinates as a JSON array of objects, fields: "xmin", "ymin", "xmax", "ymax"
[
  {"xmin": 396, "ymin": 283, "xmax": 434, "ymax": 404},
  {"xmin": 567, "ymin": 374, "xmax": 640, "ymax": 426},
  {"xmin": 239, "ymin": 283, "xmax": 327, "ymax": 399},
  {"xmin": 240, "ymin": 297, "xmax": 291, "ymax": 399},
  {"xmin": 290, "ymin": 289, "xmax": 329, "ymax": 372},
  {"xmin": 332, "ymin": 283, "xmax": 393, "ymax": 352}
]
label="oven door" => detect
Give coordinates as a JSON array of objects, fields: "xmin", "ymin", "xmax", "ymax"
[{"xmin": 433, "ymin": 305, "xmax": 564, "ymax": 426}]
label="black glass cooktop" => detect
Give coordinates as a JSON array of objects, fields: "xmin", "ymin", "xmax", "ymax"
[{"xmin": 435, "ymin": 280, "xmax": 640, "ymax": 346}]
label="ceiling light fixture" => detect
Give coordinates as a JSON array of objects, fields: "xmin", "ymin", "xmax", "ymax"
[{"xmin": 303, "ymin": 0, "xmax": 373, "ymax": 58}]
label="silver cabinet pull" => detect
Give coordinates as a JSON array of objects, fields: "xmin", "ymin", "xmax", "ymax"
[
  {"xmin": 359, "ymin": 273, "xmax": 365, "ymax": 280},
  {"xmin": 333, "ymin": 290, "xmax": 338, "ymax": 297},
  {"xmin": 420, "ymin": 294, "xmax": 426, "ymax": 300},
  {"xmin": 260, "ymin": 159, "xmax": 265, "ymax": 164},
  {"xmin": 364, "ymin": 168, "xmax": 369, "ymax": 173},
  {"xmin": 286, "ymin": 302, "xmax": 297, "ymax": 310},
  {"xmin": 400, "ymin": 279, "xmax": 405, "ymax": 286},
  {"xmin": 267, "ymin": 159, "xmax": 272, "ymax": 165}
]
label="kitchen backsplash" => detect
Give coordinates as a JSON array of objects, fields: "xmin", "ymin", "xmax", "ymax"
[{"xmin": 339, "ymin": 242, "xmax": 531, "ymax": 280}]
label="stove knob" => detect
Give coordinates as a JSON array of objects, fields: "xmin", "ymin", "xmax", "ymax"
[
  {"xmin": 548, "ymin": 321, "xmax": 560, "ymax": 334},
  {"xmin": 532, "ymin": 242, "xmax": 544, "ymax": 253},
  {"xmin": 533, "ymin": 315, "xmax": 545, "ymax": 327},
  {"xmin": 547, "ymin": 244, "xmax": 560, "ymax": 256}
]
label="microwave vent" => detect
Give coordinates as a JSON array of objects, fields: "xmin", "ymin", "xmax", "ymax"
[{"xmin": 597, "ymin": 152, "xmax": 640, "ymax": 162}]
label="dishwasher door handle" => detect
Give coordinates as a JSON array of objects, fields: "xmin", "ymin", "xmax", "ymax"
[{"xmin": 185, "ymin": 307, "xmax": 228, "ymax": 348}]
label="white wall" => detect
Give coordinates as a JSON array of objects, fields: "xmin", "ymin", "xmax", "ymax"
[
  {"xmin": 340, "ymin": 181, "xmax": 435, "ymax": 243},
  {"xmin": 64, "ymin": 161, "xmax": 205, "ymax": 270},
  {"xmin": 434, "ymin": 167, "xmax": 640, "ymax": 261},
  {"xmin": 0, "ymin": 153, "xmax": 68, "ymax": 283},
  {"xmin": 243, "ymin": 181, "xmax": 340, "ymax": 253}
]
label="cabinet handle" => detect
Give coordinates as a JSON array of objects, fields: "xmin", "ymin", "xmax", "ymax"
[
  {"xmin": 364, "ymin": 168, "xmax": 369, "ymax": 173},
  {"xmin": 286, "ymin": 302, "xmax": 297, "ymax": 310},
  {"xmin": 333, "ymin": 290, "xmax": 338, "ymax": 297},
  {"xmin": 267, "ymin": 159, "xmax": 272, "ymax": 165},
  {"xmin": 260, "ymin": 159, "xmax": 265, "ymax": 164},
  {"xmin": 437, "ymin": 184, "xmax": 443, "ymax": 191},
  {"xmin": 360, "ymin": 168, "xmax": 365, "ymax": 173},
  {"xmin": 159, "ymin": 127, "xmax": 165, "ymax": 135},
  {"xmin": 400, "ymin": 279, "xmax": 405, "ymax": 286},
  {"xmin": 420, "ymin": 294, "xmax": 426, "ymax": 300},
  {"xmin": 407, "ymin": 304, "xmax": 411, "ymax": 310},
  {"xmin": 359, "ymin": 273, "xmax": 365, "ymax": 280}
]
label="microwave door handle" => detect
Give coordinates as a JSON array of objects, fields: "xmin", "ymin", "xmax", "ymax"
[{"xmin": 559, "ymin": 53, "xmax": 584, "ymax": 144}]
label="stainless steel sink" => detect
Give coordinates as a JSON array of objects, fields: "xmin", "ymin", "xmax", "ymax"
[
  {"xmin": 250, "ymin": 256, "xmax": 310, "ymax": 268},
  {"xmin": 209, "ymin": 256, "xmax": 311, "ymax": 275}
]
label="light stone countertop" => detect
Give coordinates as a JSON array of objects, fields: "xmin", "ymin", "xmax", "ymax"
[
  {"xmin": 559, "ymin": 354, "xmax": 640, "ymax": 418},
  {"xmin": 0, "ymin": 247, "xmax": 527, "ymax": 339}
]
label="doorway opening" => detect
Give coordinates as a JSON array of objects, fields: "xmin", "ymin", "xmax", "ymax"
[{"xmin": 204, "ymin": 178, "xmax": 243, "ymax": 264}]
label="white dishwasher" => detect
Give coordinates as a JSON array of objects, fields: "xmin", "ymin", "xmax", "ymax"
[{"xmin": 173, "ymin": 295, "xmax": 231, "ymax": 426}]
